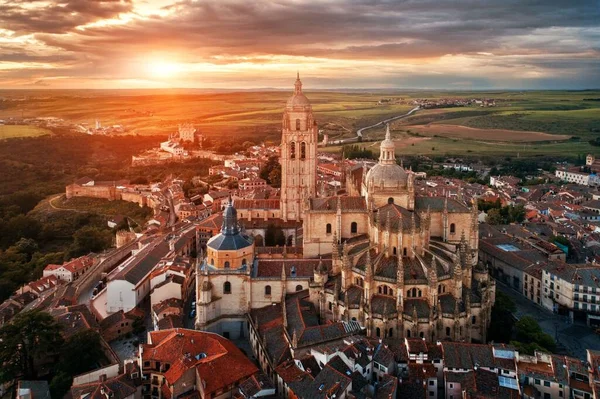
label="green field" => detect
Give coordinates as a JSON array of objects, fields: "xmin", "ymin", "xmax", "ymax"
[
  {"xmin": 0, "ymin": 124, "xmax": 51, "ymax": 139},
  {"xmin": 0, "ymin": 88, "xmax": 599, "ymax": 157}
]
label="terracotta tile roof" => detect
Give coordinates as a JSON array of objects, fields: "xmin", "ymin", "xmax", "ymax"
[
  {"xmin": 234, "ymin": 199, "xmax": 280, "ymax": 209},
  {"xmin": 406, "ymin": 338, "xmax": 429, "ymax": 354},
  {"xmin": 152, "ymin": 298, "xmax": 183, "ymax": 315},
  {"xmin": 415, "ymin": 196, "xmax": 470, "ymax": 213},
  {"xmin": 157, "ymin": 315, "xmax": 183, "ymax": 330},
  {"xmin": 26, "ymin": 275, "xmax": 60, "ymax": 294},
  {"xmin": 45, "ymin": 255, "xmax": 94, "ymax": 273},
  {"xmin": 275, "ymin": 360, "xmax": 313, "ymax": 384},
  {"xmin": 375, "ymin": 374, "xmax": 398, "ymax": 399},
  {"xmin": 142, "ymin": 328, "xmax": 258, "ymax": 395},
  {"xmin": 441, "ymin": 342, "xmax": 498, "ymax": 370},
  {"xmin": 52, "ymin": 305, "xmax": 99, "ymax": 339},
  {"xmin": 375, "ymin": 203, "xmax": 422, "ymax": 231},
  {"xmin": 70, "ymin": 372, "xmax": 138, "ymax": 399},
  {"xmin": 238, "ymin": 373, "xmax": 274, "ymax": 397},
  {"xmin": 255, "ymin": 259, "xmax": 329, "ymax": 278}
]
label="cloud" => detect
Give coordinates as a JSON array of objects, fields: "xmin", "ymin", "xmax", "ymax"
[
  {"xmin": 0, "ymin": 0, "xmax": 133, "ymax": 34},
  {"xmin": 1, "ymin": 0, "xmax": 599, "ymax": 88}
]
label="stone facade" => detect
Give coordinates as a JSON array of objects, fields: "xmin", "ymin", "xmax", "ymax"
[
  {"xmin": 280, "ymin": 73, "xmax": 318, "ymax": 222},
  {"xmin": 194, "ymin": 75, "xmax": 495, "ymax": 346}
]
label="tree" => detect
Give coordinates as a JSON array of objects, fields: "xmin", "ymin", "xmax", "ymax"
[
  {"xmin": 264, "ymin": 224, "xmax": 286, "ymax": 246},
  {"xmin": 260, "ymin": 156, "xmax": 281, "ymax": 186},
  {"xmin": 486, "ymin": 208, "xmax": 503, "ymax": 225},
  {"xmin": 268, "ymin": 167, "xmax": 282, "ymax": 188},
  {"xmin": 132, "ymin": 317, "xmax": 146, "ymax": 335},
  {"xmin": 512, "ymin": 316, "xmax": 556, "ymax": 354},
  {"xmin": 57, "ymin": 330, "xmax": 105, "ymax": 376},
  {"xmin": 70, "ymin": 226, "xmax": 113, "ymax": 257},
  {"xmin": 0, "ymin": 311, "xmax": 63, "ymax": 382},
  {"xmin": 50, "ymin": 371, "xmax": 74, "ymax": 399},
  {"xmin": 487, "ymin": 291, "xmax": 516, "ymax": 344}
]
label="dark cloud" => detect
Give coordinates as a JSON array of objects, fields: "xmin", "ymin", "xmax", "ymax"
[
  {"xmin": 2, "ymin": 0, "xmax": 600, "ymax": 88},
  {"xmin": 0, "ymin": 0, "xmax": 132, "ymax": 34}
]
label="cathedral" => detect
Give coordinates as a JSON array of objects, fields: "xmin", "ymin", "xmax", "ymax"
[{"xmin": 195, "ymin": 75, "xmax": 495, "ymax": 344}]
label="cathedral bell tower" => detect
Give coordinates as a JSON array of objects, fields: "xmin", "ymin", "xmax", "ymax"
[{"xmin": 280, "ymin": 73, "xmax": 318, "ymax": 222}]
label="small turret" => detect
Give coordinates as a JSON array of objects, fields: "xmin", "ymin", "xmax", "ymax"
[{"xmin": 314, "ymin": 256, "xmax": 328, "ymax": 286}]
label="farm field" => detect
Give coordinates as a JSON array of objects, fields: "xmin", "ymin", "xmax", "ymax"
[
  {"xmin": 0, "ymin": 88, "xmax": 598, "ymax": 157},
  {"xmin": 404, "ymin": 124, "xmax": 571, "ymax": 142},
  {"xmin": 0, "ymin": 124, "xmax": 51, "ymax": 139},
  {"xmin": 325, "ymin": 135, "xmax": 592, "ymax": 158}
]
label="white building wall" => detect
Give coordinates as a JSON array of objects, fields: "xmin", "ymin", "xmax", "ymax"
[{"xmin": 106, "ymin": 280, "xmax": 137, "ymax": 313}]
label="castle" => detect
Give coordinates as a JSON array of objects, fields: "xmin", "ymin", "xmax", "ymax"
[{"xmin": 195, "ymin": 75, "xmax": 495, "ymax": 344}]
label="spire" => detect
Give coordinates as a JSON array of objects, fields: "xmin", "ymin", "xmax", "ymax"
[
  {"xmin": 412, "ymin": 304, "xmax": 418, "ymax": 322},
  {"xmin": 429, "ymin": 257, "xmax": 438, "ymax": 284},
  {"xmin": 221, "ymin": 197, "xmax": 239, "ymax": 236},
  {"xmin": 396, "ymin": 256, "xmax": 404, "ymax": 286},
  {"xmin": 379, "ymin": 123, "xmax": 396, "ymax": 165},
  {"xmin": 365, "ymin": 250, "xmax": 373, "ymax": 280},
  {"xmin": 294, "ymin": 72, "xmax": 302, "ymax": 95},
  {"xmin": 454, "ymin": 253, "xmax": 463, "ymax": 278}
]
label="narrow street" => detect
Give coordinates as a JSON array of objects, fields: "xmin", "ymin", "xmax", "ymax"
[{"xmin": 497, "ymin": 283, "xmax": 600, "ymax": 359}]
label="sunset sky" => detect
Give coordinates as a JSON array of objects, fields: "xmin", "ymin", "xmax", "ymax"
[{"xmin": 1, "ymin": 0, "xmax": 599, "ymax": 89}]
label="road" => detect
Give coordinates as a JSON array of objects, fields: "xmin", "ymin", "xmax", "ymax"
[
  {"xmin": 497, "ymin": 282, "xmax": 600, "ymax": 360},
  {"xmin": 328, "ymin": 106, "xmax": 420, "ymax": 145}
]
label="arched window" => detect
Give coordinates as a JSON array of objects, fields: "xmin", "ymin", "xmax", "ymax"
[
  {"xmin": 418, "ymin": 289, "xmax": 422, "ymax": 297},
  {"xmin": 411, "ymin": 288, "xmax": 417, "ymax": 298},
  {"xmin": 223, "ymin": 282, "xmax": 231, "ymax": 294},
  {"xmin": 296, "ymin": 119, "xmax": 301, "ymax": 131},
  {"xmin": 242, "ymin": 258, "xmax": 247, "ymax": 266},
  {"xmin": 438, "ymin": 285, "xmax": 442, "ymax": 294},
  {"xmin": 376, "ymin": 327, "xmax": 381, "ymax": 337},
  {"xmin": 403, "ymin": 247, "xmax": 407, "ymax": 256},
  {"xmin": 295, "ymin": 285, "xmax": 303, "ymax": 291},
  {"xmin": 393, "ymin": 247, "xmax": 397, "ymax": 255},
  {"xmin": 472, "ymin": 316, "xmax": 477, "ymax": 325},
  {"xmin": 290, "ymin": 142, "xmax": 296, "ymax": 159},
  {"xmin": 388, "ymin": 197, "xmax": 394, "ymax": 204},
  {"xmin": 383, "ymin": 286, "xmax": 388, "ymax": 295},
  {"xmin": 326, "ymin": 223, "xmax": 332, "ymax": 234},
  {"xmin": 291, "ymin": 266, "xmax": 296, "ymax": 277},
  {"xmin": 300, "ymin": 142, "xmax": 306, "ymax": 159},
  {"xmin": 389, "ymin": 328, "xmax": 393, "ymax": 337},
  {"xmin": 378, "ymin": 286, "xmax": 382, "ymax": 294},
  {"xmin": 406, "ymin": 329, "xmax": 411, "ymax": 338},
  {"xmin": 352, "ymin": 317, "xmax": 357, "ymax": 321},
  {"xmin": 210, "ymin": 258, "xmax": 214, "ymax": 265},
  {"xmin": 265, "ymin": 285, "xmax": 271, "ymax": 296},
  {"xmin": 351, "ymin": 222, "xmax": 358, "ymax": 234},
  {"xmin": 389, "ymin": 288, "xmax": 393, "ymax": 296},
  {"xmin": 446, "ymin": 327, "xmax": 451, "ymax": 336},
  {"xmin": 450, "ymin": 223, "xmax": 456, "ymax": 234},
  {"xmin": 419, "ymin": 331, "xmax": 424, "ymax": 338},
  {"xmin": 224, "ymin": 261, "xmax": 230, "ymax": 269}
]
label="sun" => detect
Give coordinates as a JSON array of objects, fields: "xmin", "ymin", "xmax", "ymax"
[{"xmin": 147, "ymin": 60, "xmax": 183, "ymax": 79}]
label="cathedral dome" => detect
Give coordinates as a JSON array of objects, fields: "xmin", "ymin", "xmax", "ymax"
[
  {"xmin": 207, "ymin": 198, "xmax": 253, "ymax": 252},
  {"xmin": 365, "ymin": 123, "xmax": 408, "ymax": 188},
  {"xmin": 285, "ymin": 72, "xmax": 311, "ymax": 110},
  {"xmin": 365, "ymin": 162, "xmax": 408, "ymax": 188},
  {"xmin": 286, "ymin": 93, "xmax": 311, "ymax": 109}
]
